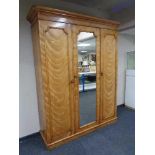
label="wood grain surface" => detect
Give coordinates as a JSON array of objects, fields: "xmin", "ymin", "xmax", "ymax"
[
  {"xmin": 44, "ymin": 22, "xmax": 73, "ymax": 141},
  {"xmin": 101, "ymin": 29, "xmax": 117, "ymax": 120}
]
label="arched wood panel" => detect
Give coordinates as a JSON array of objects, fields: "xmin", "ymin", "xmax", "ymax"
[
  {"xmin": 39, "ymin": 21, "xmax": 74, "ymax": 142},
  {"xmin": 101, "ymin": 29, "xmax": 117, "ymax": 120}
]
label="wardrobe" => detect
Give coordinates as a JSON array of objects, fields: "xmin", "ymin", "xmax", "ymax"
[{"xmin": 27, "ymin": 5, "xmax": 119, "ymax": 149}]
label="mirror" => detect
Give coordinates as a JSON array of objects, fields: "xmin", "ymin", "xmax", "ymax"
[{"xmin": 77, "ymin": 32, "xmax": 96, "ymax": 127}]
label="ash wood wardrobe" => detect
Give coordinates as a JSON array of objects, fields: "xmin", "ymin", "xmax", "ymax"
[{"xmin": 27, "ymin": 5, "xmax": 119, "ymax": 149}]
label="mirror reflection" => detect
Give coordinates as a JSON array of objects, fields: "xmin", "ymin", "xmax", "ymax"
[{"xmin": 77, "ymin": 32, "xmax": 96, "ymax": 127}]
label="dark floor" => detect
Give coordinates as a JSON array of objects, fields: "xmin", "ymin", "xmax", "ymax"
[
  {"xmin": 80, "ymin": 90, "xmax": 96, "ymax": 126},
  {"xmin": 19, "ymin": 106, "xmax": 135, "ymax": 155}
]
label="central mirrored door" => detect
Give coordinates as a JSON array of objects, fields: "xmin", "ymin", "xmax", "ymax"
[
  {"xmin": 77, "ymin": 32, "xmax": 97, "ymax": 126},
  {"xmin": 73, "ymin": 26, "xmax": 101, "ymax": 130}
]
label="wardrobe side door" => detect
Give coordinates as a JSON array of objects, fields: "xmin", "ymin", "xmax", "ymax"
[
  {"xmin": 101, "ymin": 29, "xmax": 117, "ymax": 121},
  {"xmin": 39, "ymin": 21, "xmax": 74, "ymax": 142}
]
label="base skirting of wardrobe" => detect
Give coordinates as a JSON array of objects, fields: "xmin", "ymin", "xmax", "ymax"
[{"xmin": 41, "ymin": 117, "xmax": 117, "ymax": 149}]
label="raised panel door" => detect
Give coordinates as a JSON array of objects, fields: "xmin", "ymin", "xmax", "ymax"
[
  {"xmin": 39, "ymin": 21, "xmax": 74, "ymax": 142},
  {"xmin": 101, "ymin": 29, "xmax": 117, "ymax": 120}
]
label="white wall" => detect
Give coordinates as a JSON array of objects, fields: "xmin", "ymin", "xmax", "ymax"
[
  {"xmin": 125, "ymin": 70, "xmax": 135, "ymax": 108},
  {"xmin": 19, "ymin": 19, "xmax": 40, "ymax": 138},
  {"xmin": 19, "ymin": 0, "xmax": 135, "ymax": 137},
  {"xmin": 117, "ymin": 33, "xmax": 135, "ymax": 105}
]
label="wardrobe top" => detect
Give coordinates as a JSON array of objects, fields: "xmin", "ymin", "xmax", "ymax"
[{"xmin": 27, "ymin": 5, "xmax": 120, "ymax": 30}]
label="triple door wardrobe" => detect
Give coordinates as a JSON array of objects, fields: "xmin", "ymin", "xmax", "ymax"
[{"xmin": 27, "ymin": 5, "xmax": 119, "ymax": 149}]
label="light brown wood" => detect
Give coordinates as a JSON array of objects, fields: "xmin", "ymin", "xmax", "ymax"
[
  {"xmin": 27, "ymin": 5, "xmax": 119, "ymax": 30},
  {"xmin": 101, "ymin": 29, "xmax": 117, "ymax": 121},
  {"xmin": 31, "ymin": 21, "xmax": 48, "ymax": 141},
  {"xmin": 27, "ymin": 5, "xmax": 119, "ymax": 149},
  {"xmin": 41, "ymin": 117, "xmax": 117, "ymax": 149},
  {"xmin": 39, "ymin": 21, "xmax": 74, "ymax": 142}
]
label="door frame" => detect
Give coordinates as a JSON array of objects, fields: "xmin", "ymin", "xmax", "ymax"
[{"xmin": 72, "ymin": 25, "xmax": 101, "ymax": 132}]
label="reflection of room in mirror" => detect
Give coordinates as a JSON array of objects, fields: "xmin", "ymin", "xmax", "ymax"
[
  {"xmin": 77, "ymin": 32, "xmax": 97, "ymax": 127},
  {"xmin": 78, "ymin": 32, "xmax": 94, "ymax": 41},
  {"xmin": 77, "ymin": 32, "xmax": 96, "ymax": 74}
]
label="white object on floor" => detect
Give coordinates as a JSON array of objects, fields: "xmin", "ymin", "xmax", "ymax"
[
  {"xmin": 125, "ymin": 70, "xmax": 135, "ymax": 109},
  {"xmin": 79, "ymin": 83, "xmax": 96, "ymax": 91}
]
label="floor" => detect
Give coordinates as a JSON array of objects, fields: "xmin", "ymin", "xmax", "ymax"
[
  {"xmin": 80, "ymin": 90, "xmax": 96, "ymax": 126},
  {"xmin": 19, "ymin": 106, "xmax": 135, "ymax": 155}
]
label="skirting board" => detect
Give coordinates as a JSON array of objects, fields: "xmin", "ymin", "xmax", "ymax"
[
  {"xmin": 19, "ymin": 132, "xmax": 40, "ymax": 142},
  {"xmin": 125, "ymin": 105, "xmax": 135, "ymax": 110},
  {"xmin": 41, "ymin": 117, "xmax": 117, "ymax": 149},
  {"xmin": 117, "ymin": 104, "xmax": 125, "ymax": 107}
]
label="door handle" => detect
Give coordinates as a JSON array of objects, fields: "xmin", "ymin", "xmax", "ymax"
[
  {"xmin": 100, "ymin": 72, "xmax": 103, "ymax": 76},
  {"xmin": 70, "ymin": 75, "xmax": 78, "ymax": 84},
  {"xmin": 70, "ymin": 79, "xmax": 75, "ymax": 84},
  {"xmin": 74, "ymin": 75, "xmax": 78, "ymax": 79},
  {"xmin": 70, "ymin": 75, "xmax": 78, "ymax": 83}
]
